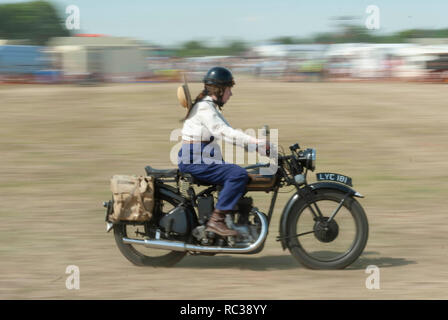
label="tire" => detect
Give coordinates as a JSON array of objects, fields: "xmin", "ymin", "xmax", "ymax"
[
  {"xmin": 287, "ymin": 189, "xmax": 369, "ymax": 269},
  {"xmin": 113, "ymin": 193, "xmax": 187, "ymax": 267}
]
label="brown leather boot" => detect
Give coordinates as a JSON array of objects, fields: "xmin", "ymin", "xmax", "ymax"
[{"xmin": 205, "ymin": 209, "xmax": 238, "ymax": 237}]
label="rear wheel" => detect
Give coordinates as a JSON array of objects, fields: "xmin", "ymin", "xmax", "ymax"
[
  {"xmin": 287, "ymin": 189, "xmax": 368, "ymax": 269},
  {"xmin": 113, "ymin": 194, "xmax": 186, "ymax": 267}
]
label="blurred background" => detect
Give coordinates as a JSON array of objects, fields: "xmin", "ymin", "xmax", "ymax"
[
  {"xmin": 1, "ymin": 0, "xmax": 448, "ymax": 299},
  {"xmin": 0, "ymin": 0, "xmax": 448, "ymax": 84}
]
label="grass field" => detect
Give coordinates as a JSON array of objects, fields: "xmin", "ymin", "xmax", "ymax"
[{"xmin": 1, "ymin": 79, "xmax": 448, "ymax": 299}]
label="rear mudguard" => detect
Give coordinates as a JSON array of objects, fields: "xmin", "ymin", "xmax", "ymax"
[
  {"xmin": 278, "ymin": 182, "xmax": 364, "ymax": 250},
  {"xmin": 157, "ymin": 184, "xmax": 185, "ymax": 203}
]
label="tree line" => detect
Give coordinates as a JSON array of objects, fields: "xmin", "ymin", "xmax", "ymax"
[
  {"xmin": 0, "ymin": 0, "xmax": 70, "ymax": 45},
  {"xmin": 271, "ymin": 25, "xmax": 448, "ymax": 45},
  {"xmin": 0, "ymin": 1, "xmax": 447, "ymax": 55}
]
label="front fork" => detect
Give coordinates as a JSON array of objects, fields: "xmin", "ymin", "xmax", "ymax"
[
  {"xmin": 276, "ymin": 184, "xmax": 355, "ymax": 245},
  {"xmin": 301, "ymin": 187, "xmax": 352, "ymax": 223}
]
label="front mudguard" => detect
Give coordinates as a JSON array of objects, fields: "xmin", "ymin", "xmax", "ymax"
[{"xmin": 278, "ymin": 182, "xmax": 364, "ymax": 250}]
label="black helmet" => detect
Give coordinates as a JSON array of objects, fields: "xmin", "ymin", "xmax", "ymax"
[{"xmin": 203, "ymin": 66, "xmax": 235, "ymax": 87}]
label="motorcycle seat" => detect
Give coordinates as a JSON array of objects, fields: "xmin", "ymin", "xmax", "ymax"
[
  {"xmin": 145, "ymin": 165, "xmax": 178, "ymax": 178},
  {"xmin": 145, "ymin": 165, "xmax": 214, "ymax": 187},
  {"xmin": 179, "ymin": 172, "xmax": 213, "ymax": 186}
]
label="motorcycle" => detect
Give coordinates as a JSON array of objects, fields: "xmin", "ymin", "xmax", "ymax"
[{"xmin": 103, "ymin": 129, "xmax": 369, "ymax": 270}]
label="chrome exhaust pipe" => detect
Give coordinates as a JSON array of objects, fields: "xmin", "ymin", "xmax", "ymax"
[{"xmin": 122, "ymin": 209, "xmax": 268, "ymax": 254}]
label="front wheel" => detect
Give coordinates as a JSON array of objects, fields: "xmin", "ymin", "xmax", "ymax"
[{"xmin": 287, "ymin": 189, "xmax": 369, "ymax": 269}]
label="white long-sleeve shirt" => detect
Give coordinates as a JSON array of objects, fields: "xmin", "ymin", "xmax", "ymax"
[{"xmin": 181, "ymin": 96, "xmax": 256, "ymax": 147}]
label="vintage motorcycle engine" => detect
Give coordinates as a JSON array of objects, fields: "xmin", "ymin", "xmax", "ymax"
[{"xmin": 192, "ymin": 197, "xmax": 260, "ymax": 247}]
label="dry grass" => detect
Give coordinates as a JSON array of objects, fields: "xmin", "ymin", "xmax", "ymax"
[{"xmin": 1, "ymin": 79, "xmax": 448, "ymax": 299}]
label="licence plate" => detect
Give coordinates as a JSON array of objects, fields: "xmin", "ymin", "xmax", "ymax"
[{"xmin": 316, "ymin": 172, "xmax": 353, "ymax": 186}]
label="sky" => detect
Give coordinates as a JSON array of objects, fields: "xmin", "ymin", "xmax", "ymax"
[{"xmin": 2, "ymin": 0, "xmax": 448, "ymax": 47}]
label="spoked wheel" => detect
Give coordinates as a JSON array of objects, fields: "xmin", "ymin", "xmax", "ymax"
[
  {"xmin": 287, "ymin": 189, "xmax": 368, "ymax": 269},
  {"xmin": 113, "ymin": 194, "xmax": 186, "ymax": 267}
]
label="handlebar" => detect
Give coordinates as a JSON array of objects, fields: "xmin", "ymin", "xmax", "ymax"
[{"xmin": 262, "ymin": 124, "xmax": 270, "ymax": 157}]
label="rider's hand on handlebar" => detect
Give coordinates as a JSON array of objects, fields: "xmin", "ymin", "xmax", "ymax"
[
  {"xmin": 256, "ymin": 139, "xmax": 277, "ymax": 158},
  {"xmin": 268, "ymin": 143, "xmax": 278, "ymax": 158}
]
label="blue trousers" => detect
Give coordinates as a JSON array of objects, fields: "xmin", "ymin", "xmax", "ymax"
[{"xmin": 178, "ymin": 142, "xmax": 249, "ymax": 211}]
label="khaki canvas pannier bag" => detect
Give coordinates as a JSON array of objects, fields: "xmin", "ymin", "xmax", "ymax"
[{"xmin": 109, "ymin": 175, "xmax": 155, "ymax": 222}]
